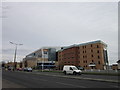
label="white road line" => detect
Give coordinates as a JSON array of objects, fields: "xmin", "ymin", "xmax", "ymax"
[
  {"xmin": 55, "ymin": 81, "xmax": 87, "ymax": 88},
  {"xmin": 19, "ymin": 71, "xmax": 119, "ymax": 83},
  {"xmin": 109, "ymin": 85, "xmax": 119, "ymax": 88},
  {"xmin": 29, "ymin": 75, "xmax": 87, "ymax": 88}
]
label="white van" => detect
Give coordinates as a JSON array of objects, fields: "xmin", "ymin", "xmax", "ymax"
[{"xmin": 63, "ymin": 65, "xmax": 82, "ymax": 75}]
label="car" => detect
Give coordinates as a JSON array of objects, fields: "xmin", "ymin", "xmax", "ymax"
[
  {"xmin": 63, "ymin": 65, "xmax": 82, "ymax": 75},
  {"xmin": 18, "ymin": 68, "xmax": 23, "ymax": 71},
  {"xmin": 16, "ymin": 68, "xmax": 19, "ymax": 71},
  {"xmin": 23, "ymin": 68, "xmax": 28, "ymax": 71},
  {"xmin": 8, "ymin": 67, "xmax": 13, "ymax": 71},
  {"xmin": 26, "ymin": 67, "xmax": 32, "ymax": 72},
  {"xmin": 77, "ymin": 67, "xmax": 84, "ymax": 70}
]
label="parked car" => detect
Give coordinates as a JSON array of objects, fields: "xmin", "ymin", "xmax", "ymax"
[
  {"xmin": 63, "ymin": 65, "xmax": 82, "ymax": 75},
  {"xmin": 18, "ymin": 68, "xmax": 23, "ymax": 71},
  {"xmin": 23, "ymin": 67, "xmax": 28, "ymax": 71},
  {"xmin": 26, "ymin": 67, "xmax": 32, "ymax": 72},
  {"xmin": 8, "ymin": 67, "xmax": 13, "ymax": 71},
  {"xmin": 16, "ymin": 68, "xmax": 19, "ymax": 71},
  {"xmin": 77, "ymin": 67, "xmax": 84, "ymax": 70}
]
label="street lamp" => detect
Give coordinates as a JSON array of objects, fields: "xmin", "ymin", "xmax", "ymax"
[{"xmin": 10, "ymin": 41, "xmax": 23, "ymax": 71}]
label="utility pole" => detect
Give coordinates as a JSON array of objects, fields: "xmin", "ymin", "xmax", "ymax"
[{"xmin": 10, "ymin": 42, "xmax": 23, "ymax": 71}]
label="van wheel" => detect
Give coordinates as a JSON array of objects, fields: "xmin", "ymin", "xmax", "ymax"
[
  {"xmin": 63, "ymin": 71, "xmax": 66, "ymax": 75},
  {"xmin": 73, "ymin": 72, "xmax": 77, "ymax": 75}
]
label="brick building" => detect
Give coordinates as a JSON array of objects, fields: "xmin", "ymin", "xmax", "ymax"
[{"xmin": 58, "ymin": 40, "xmax": 108, "ymax": 70}]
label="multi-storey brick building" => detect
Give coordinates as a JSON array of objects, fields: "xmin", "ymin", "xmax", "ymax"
[{"xmin": 58, "ymin": 40, "xmax": 108, "ymax": 70}]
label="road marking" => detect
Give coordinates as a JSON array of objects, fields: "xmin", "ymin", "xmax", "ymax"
[
  {"xmin": 27, "ymin": 74, "xmax": 87, "ymax": 88},
  {"xmin": 31, "ymin": 77, "xmax": 48, "ymax": 82},
  {"xmin": 110, "ymin": 85, "xmax": 119, "ymax": 88},
  {"xmin": 55, "ymin": 81, "xmax": 87, "ymax": 88},
  {"xmin": 39, "ymin": 74, "xmax": 119, "ymax": 83},
  {"xmin": 17, "ymin": 71, "xmax": 119, "ymax": 83}
]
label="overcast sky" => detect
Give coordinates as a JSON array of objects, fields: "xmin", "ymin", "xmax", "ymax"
[{"xmin": 2, "ymin": 2, "xmax": 118, "ymax": 64}]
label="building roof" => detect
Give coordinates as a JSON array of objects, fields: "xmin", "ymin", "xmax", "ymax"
[
  {"xmin": 57, "ymin": 40, "xmax": 107, "ymax": 52},
  {"xmin": 26, "ymin": 46, "xmax": 61, "ymax": 57},
  {"xmin": 117, "ymin": 60, "xmax": 120, "ymax": 63},
  {"xmin": 77, "ymin": 40, "xmax": 107, "ymax": 47}
]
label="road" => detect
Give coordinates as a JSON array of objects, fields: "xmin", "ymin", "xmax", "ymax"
[{"xmin": 2, "ymin": 70, "xmax": 119, "ymax": 88}]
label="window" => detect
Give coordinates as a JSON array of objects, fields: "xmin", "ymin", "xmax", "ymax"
[
  {"xmin": 83, "ymin": 51, "xmax": 84, "ymax": 53},
  {"xmin": 34, "ymin": 53, "xmax": 36, "ymax": 56},
  {"xmin": 91, "ymin": 55, "xmax": 93, "ymax": 57},
  {"xmin": 98, "ymin": 61, "xmax": 100, "ymax": 64},
  {"xmin": 98, "ymin": 56, "xmax": 100, "ymax": 59},
  {"xmin": 91, "ymin": 44, "xmax": 93, "ymax": 47},
  {"xmin": 83, "ymin": 56, "xmax": 84, "ymax": 58},
  {"xmin": 91, "ymin": 49, "xmax": 93, "ymax": 52},
  {"xmin": 97, "ymin": 45, "xmax": 99, "ymax": 48},
  {"xmin": 92, "ymin": 60, "xmax": 94, "ymax": 62},
  {"xmin": 97, "ymin": 50, "xmax": 99, "ymax": 53},
  {"xmin": 83, "ymin": 46, "xmax": 84, "ymax": 49},
  {"xmin": 85, "ymin": 50, "xmax": 86, "ymax": 53},
  {"xmin": 70, "ymin": 67, "xmax": 73, "ymax": 70}
]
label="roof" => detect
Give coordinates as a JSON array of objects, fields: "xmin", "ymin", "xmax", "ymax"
[
  {"xmin": 26, "ymin": 47, "xmax": 61, "ymax": 56},
  {"xmin": 57, "ymin": 40, "xmax": 107, "ymax": 52},
  {"xmin": 117, "ymin": 60, "xmax": 120, "ymax": 63},
  {"xmin": 77, "ymin": 40, "xmax": 107, "ymax": 47}
]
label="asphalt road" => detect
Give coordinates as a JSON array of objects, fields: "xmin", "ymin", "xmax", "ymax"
[
  {"xmin": 32, "ymin": 70, "xmax": 119, "ymax": 82},
  {"xmin": 2, "ymin": 70, "xmax": 119, "ymax": 88}
]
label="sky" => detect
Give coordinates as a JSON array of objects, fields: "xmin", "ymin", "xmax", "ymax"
[{"xmin": 1, "ymin": 2, "xmax": 118, "ymax": 65}]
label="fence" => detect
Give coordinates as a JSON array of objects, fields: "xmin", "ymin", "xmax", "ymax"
[{"xmin": 82, "ymin": 69, "xmax": 119, "ymax": 74}]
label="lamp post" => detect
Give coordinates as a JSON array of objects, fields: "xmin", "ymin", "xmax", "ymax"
[{"xmin": 10, "ymin": 42, "xmax": 23, "ymax": 71}]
